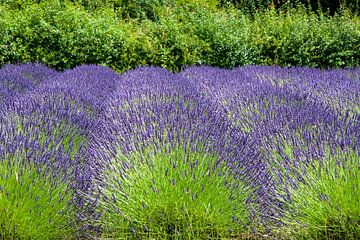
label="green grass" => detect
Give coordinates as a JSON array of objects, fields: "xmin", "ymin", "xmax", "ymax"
[{"xmin": 89, "ymin": 143, "xmax": 255, "ymax": 239}]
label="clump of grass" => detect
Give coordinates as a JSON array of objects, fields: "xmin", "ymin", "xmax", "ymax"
[
  {"xmin": 274, "ymin": 146, "xmax": 360, "ymax": 239},
  {"xmin": 92, "ymin": 144, "xmax": 255, "ymax": 239}
]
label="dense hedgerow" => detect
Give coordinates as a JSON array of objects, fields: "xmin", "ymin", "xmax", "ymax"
[
  {"xmin": 223, "ymin": 0, "xmax": 359, "ymax": 16},
  {"xmin": 1, "ymin": 63, "xmax": 359, "ymax": 238},
  {"xmin": 0, "ymin": 1, "xmax": 359, "ymax": 71}
]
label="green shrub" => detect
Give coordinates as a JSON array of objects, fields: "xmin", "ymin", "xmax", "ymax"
[
  {"xmin": 0, "ymin": 1, "xmax": 359, "ymax": 71},
  {"xmin": 222, "ymin": 0, "xmax": 358, "ymax": 16},
  {"xmin": 0, "ymin": 2, "xmax": 135, "ymax": 71},
  {"xmin": 185, "ymin": 8, "xmax": 257, "ymax": 68},
  {"xmin": 134, "ymin": 17, "xmax": 210, "ymax": 71},
  {"xmin": 249, "ymin": 7, "xmax": 360, "ymax": 67}
]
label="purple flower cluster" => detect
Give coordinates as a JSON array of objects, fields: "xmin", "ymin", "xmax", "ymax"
[
  {"xmin": 179, "ymin": 65, "xmax": 360, "ymax": 222},
  {"xmin": 0, "ymin": 63, "xmax": 58, "ymax": 105},
  {"xmin": 1, "ymin": 63, "xmax": 359, "ymax": 236},
  {"xmin": 180, "ymin": 65, "xmax": 360, "ymax": 156},
  {"xmin": 0, "ymin": 63, "xmax": 107, "ymax": 235}
]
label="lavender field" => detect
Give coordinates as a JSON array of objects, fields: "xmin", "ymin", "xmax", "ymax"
[{"xmin": 0, "ymin": 63, "xmax": 359, "ymax": 239}]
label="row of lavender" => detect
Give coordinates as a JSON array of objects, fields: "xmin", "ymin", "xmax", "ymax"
[{"xmin": 0, "ymin": 63, "xmax": 359, "ymax": 239}]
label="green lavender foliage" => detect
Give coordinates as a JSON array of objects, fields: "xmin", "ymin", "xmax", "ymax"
[
  {"xmin": 0, "ymin": 108, "xmax": 89, "ymax": 239},
  {"xmin": 91, "ymin": 145, "xmax": 254, "ymax": 239},
  {"xmin": 0, "ymin": 157, "xmax": 77, "ymax": 239},
  {"xmin": 273, "ymin": 145, "xmax": 360, "ymax": 239}
]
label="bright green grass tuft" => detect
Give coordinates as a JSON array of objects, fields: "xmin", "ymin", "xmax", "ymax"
[{"xmin": 92, "ymin": 144, "xmax": 255, "ymax": 239}]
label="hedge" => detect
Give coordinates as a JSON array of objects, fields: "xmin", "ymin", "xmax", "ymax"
[{"xmin": 0, "ymin": 1, "xmax": 359, "ymax": 72}]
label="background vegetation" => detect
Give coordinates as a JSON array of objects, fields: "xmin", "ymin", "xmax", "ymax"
[{"xmin": 0, "ymin": 0, "xmax": 358, "ymax": 72}]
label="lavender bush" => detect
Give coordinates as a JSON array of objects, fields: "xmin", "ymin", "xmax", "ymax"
[
  {"xmin": 179, "ymin": 65, "xmax": 360, "ymax": 237},
  {"xmin": 85, "ymin": 67, "xmax": 258, "ymax": 238},
  {"xmin": 0, "ymin": 63, "xmax": 359, "ymax": 239},
  {"xmin": 0, "ymin": 63, "xmax": 58, "ymax": 107},
  {"xmin": 0, "ymin": 64, "xmax": 100, "ymax": 238},
  {"xmin": 0, "ymin": 103, "xmax": 90, "ymax": 238}
]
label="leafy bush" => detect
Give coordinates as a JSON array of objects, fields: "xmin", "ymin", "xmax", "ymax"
[
  {"xmin": 223, "ymin": 0, "xmax": 358, "ymax": 16},
  {"xmin": 249, "ymin": 7, "xmax": 360, "ymax": 67},
  {"xmin": 0, "ymin": 2, "xmax": 133, "ymax": 71},
  {"xmin": 0, "ymin": 1, "xmax": 359, "ymax": 71}
]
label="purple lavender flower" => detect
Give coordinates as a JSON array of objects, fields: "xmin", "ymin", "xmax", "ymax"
[{"xmin": 1, "ymin": 63, "xmax": 359, "ymax": 238}]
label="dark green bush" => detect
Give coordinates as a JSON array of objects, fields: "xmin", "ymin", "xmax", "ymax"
[
  {"xmin": 222, "ymin": 0, "xmax": 358, "ymax": 16},
  {"xmin": 0, "ymin": 1, "xmax": 359, "ymax": 72},
  {"xmin": 248, "ymin": 8, "xmax": 360, "ymax": 67},
  {"xmin": 0, "ymin": 0, "xmax": 114, "ymax": 10},
  {"xmin": 0, "ymin": 2, "xmax": 138, "ymax": 71},
  {"xmin": 184, "ymin": 9, "xmax": 258, "ymax": 67}
]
